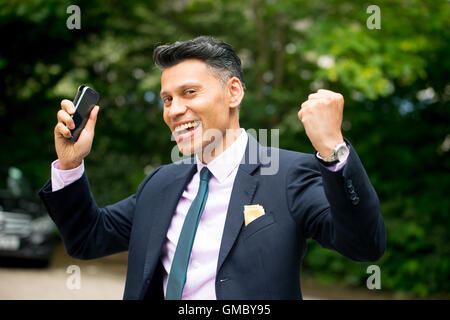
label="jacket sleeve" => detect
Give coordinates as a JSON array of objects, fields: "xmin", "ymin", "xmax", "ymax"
[
  {"xmin": 286, "ymin": 141, "xmax": 386, "ymax": 262},
  {"xmin": 38, "ymin": 167, "xmax": 161, "ymax": 260}
]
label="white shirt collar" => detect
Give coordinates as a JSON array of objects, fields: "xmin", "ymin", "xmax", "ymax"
[{"xmin": 196, "ymin": 128, "xmax": 248, "ymax": 183}]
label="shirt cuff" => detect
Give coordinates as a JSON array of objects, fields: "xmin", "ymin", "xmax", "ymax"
[
  {"xmin": 315, "ymin": 144, "xmax": 350, "ymax": 172},
  {"xmin": 51, "ymin": 159, "xmax": 85, "ymax": 192}
]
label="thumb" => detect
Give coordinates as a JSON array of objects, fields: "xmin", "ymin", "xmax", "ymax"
[{"xmin": 84, "ymin": 105, "xmax": 100, "ymax": 134}]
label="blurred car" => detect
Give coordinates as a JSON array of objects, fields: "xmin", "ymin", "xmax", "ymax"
[{"xmin": 0, "ymin": 166, "xmax": 57, "ymax": 267}]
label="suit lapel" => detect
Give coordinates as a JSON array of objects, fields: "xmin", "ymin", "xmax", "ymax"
[
  {"xmin": 142, "ymin": 161, "xmax": 197, "ymax": 282},
  {"xmin": 217, "ymin": 134, "xmax": 262, "ymax": 273}
]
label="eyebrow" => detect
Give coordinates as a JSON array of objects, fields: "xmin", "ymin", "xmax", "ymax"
[{"xmin": 160, "ymin": 82, "xmax": 202, "ymax": 97}]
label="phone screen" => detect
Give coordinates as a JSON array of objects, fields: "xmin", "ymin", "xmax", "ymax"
[{"xmin": 70, "ymin": 86, "xmax": 99, "ymax": 142}]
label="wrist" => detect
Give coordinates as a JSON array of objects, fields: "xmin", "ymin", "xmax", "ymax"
[
  {"xmin": 59, "ymin": 159, "xmax": 82, "ymax": 170},
  {"xmin": 316, "ymin": 138, "xmax": 344, "ymax": 158},
  {"xmin": 317, "ymin": 139, "xmax": 349, "ymax": 163}
]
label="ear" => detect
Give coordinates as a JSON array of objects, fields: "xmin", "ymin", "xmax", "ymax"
[{"xmin": 227, "ymin": 77, "xmax": 244, "ymax": 109}]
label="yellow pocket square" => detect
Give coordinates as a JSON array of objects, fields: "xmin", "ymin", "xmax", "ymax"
[{"xmin": 244, "ymin": 204, "xmax": 266, "ymax": 226}]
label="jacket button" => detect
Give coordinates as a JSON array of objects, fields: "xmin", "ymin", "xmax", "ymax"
[
  {"xmin": 346, "ymin": 179, "xmax": 353, "ymax": 188},
  {"xmin": 352, "ymin": 196, "xmax": 360, "ymax": 205}
]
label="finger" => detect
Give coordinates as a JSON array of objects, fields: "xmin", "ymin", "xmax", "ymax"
[
  {"xmin": 301, "ymin": 99, "xmax": 325, "ymax": 109},
  {"xmin": 83, "ymin": 105, "xmax": 100, "ymax": 134},
  {"xmin": 304, "ymin": 98, "xmax": 331, "ymax": 107},
  {"xmin": 317, "ymin": 89, "xmax": 336, "ymax": 96},
  {"xmin": 300, "ymin": 100, "xmax": 311, "ymax": 110},
  {"xmin": 301, "ymin": 99, "xmax": 318, "ymax": 110},
  {"xmin": 57, "ymin": 109, "xmax": 75, "ymax": 129},
  {"xmin": 298, "ymin": 109, "xmax": 304, "ymax": 121},
  {"xmin": 299, "ymin": 101, "xmax": 314, "ymax": 121},
  {"xmin": 335, "ymin": 92, "xmax": 344, "ymax": 103},
  {"xmin": 61, "ymin": 99, "xmax": 76, "ymax": 115},
  {"xmin": 55, "ymin": 122, "xmax": 72, "ymax": 139},
  {"xmin": 317, "ymin": 90, "xmax": 345, "ymax": 105},
  {"xmin": 308, "ymin": 93, "xmax": 329, "ymax": 100}
]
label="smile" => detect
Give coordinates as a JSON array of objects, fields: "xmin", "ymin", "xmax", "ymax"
[{"xmin": 173, "ymin": 120, "xmax": 201, "ymax": 142}]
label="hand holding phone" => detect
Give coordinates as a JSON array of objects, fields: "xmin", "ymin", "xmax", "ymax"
[
  {"xmin": 54, "ymin": 85, "xmax": 100, "ymax": 170},
  {"xmin": 69, "ymin": 85, "xmax": 100, "ymax": 142}
]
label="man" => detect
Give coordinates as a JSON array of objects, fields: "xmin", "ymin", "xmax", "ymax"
[{"xmin": 39, "ymin": 36, "xmax": 386, "ymax": 299}]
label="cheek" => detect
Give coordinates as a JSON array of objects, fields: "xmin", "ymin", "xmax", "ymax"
[
  {"xmin": 163, "ymin": 111, "xmax": 170, "ymax": 127},
  {"xmin": 202, "ymin": 96, "xmax": 227, "ymax": 125}
]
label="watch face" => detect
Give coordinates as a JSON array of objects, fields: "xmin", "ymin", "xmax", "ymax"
[{"xmin": 337, "ymin": 145, "xmax": 350, "ymax": 162}]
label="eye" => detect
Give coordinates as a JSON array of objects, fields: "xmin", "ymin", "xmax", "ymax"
[
  {"xmin": 184, "ymin": 89, "xmax": 196, "ymax": 95},
  {"xmin": 162, "ymin": 96, "xmax": 172, "ymax": 104}
]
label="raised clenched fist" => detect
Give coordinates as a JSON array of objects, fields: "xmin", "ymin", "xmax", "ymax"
[{"xmin": 298, "ymin": 89, "xmax": 345, "ymax": 158}]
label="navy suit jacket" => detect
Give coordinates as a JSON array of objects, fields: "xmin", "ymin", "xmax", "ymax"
[{"xmin": 39, "ymin": 134, "xmax": 386, "ymax": 299}]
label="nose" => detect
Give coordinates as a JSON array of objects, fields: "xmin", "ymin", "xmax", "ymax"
[{"xmin": 167, "ymin": 97, "xmax": 187, "ymax": 119}]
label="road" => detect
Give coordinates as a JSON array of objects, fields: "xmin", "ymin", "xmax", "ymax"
[{"xmin": 0, "ymin": 242, "xmax": 127, "ymax": 299}]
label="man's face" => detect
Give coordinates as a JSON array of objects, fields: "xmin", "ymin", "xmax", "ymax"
[{"xmin": 161, "ymin": 59, "xmax": 232, "ymax": 156}]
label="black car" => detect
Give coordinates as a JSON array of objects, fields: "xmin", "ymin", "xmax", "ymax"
[{"xmin": 0, "ymin": 166, "xmax": 57, "ymax": 267}]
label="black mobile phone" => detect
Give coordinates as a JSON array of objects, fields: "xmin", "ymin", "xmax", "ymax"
[{"xmin": 69, "ymin": 85, "xmax": 100, "ymax": 142}]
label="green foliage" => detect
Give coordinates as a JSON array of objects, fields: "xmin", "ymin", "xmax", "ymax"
[{"xmin": 1, "ymin": 0, "xmax": 449, "ymax": 297}]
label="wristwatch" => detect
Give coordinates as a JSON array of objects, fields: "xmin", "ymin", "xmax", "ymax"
[{"xmin": 318, "ymin": 142, "xmax": 349, "ymax": 162}]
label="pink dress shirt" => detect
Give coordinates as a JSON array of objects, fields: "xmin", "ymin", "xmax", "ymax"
[{"xmin": 50, "ymin": 129, "xmax": 347, "ymax": 299}]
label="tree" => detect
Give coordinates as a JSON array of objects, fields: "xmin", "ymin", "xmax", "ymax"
[{"xmin": 1, "ymin": 0, "xmax": 448, "ymax": 297}]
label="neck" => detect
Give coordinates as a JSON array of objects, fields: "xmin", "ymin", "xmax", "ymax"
[{"xmin": 198, "ymin": 127, "xmax": 242, "ymax": 164}]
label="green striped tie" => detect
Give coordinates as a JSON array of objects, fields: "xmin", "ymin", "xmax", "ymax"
[{"xmin": 166, "ymin": 167, "xmax": 211, "ymax": 300}]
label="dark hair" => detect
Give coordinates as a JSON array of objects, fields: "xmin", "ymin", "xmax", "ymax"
[{"xmin": 153, "ymin": 36, "xmax": 245, "ymax": 90}]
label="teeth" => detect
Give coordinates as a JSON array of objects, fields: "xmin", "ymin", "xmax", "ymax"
[{"xmin": 174, "ymin": 121, "xmax": 200, "ymax": 133}]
